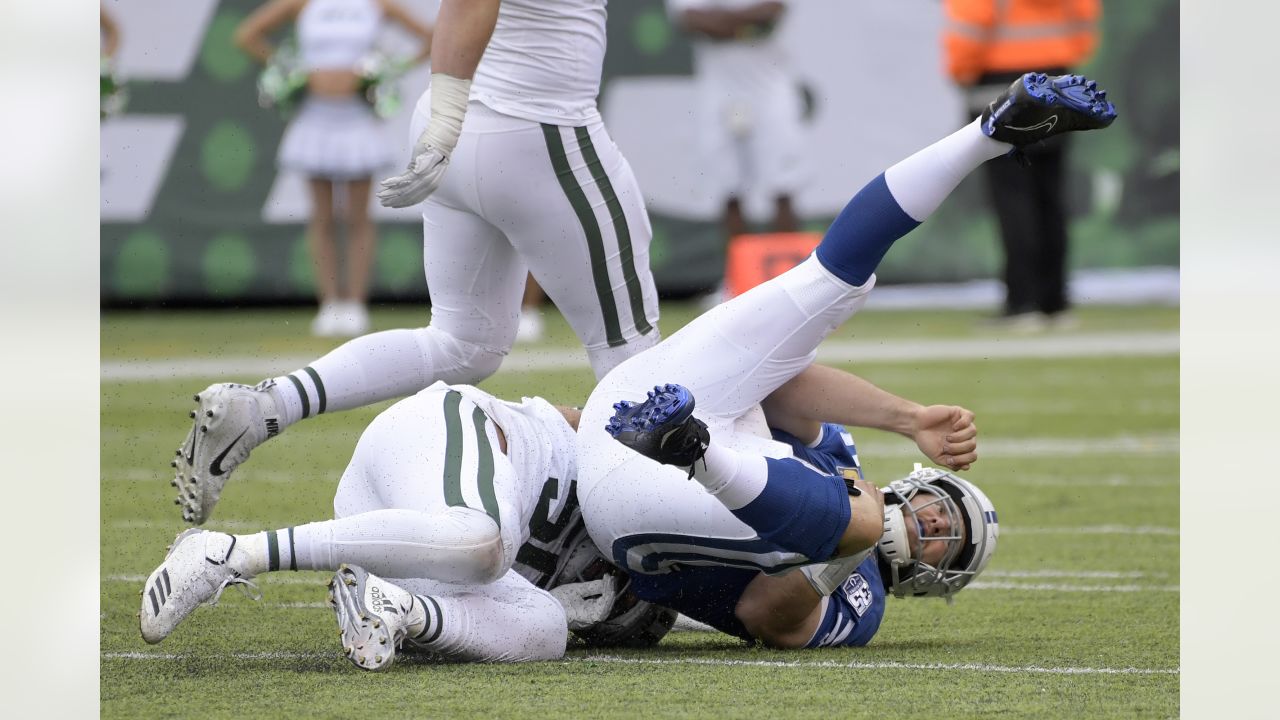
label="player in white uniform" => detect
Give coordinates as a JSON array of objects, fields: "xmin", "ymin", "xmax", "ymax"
[
  {"xmin": 578, "ymin": 73, "xmax": 1116, "ymax": 647},
  {"xmin": 172, "ymin": 0, "xmax": 662, "ymax": 526},
  {"xmin": 143, "ymin": 382, "xmax": 588, "ymax": 666}
]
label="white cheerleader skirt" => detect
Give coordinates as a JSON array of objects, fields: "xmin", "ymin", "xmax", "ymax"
[{"xmin": 277, "ymin": 96, "xmax": 394, "ymax": 180}]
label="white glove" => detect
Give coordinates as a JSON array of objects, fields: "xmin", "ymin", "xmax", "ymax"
[
  {"xmin": 377, "ymin": 72, "xmax": 470, "ymax": 209},
  {"xmin": 549, "ymin": 577, "xmax": 618, "ymax": 631},
  {"xmin": 377, "ymin": 142, "xmax": 451, "ymax": 208}
]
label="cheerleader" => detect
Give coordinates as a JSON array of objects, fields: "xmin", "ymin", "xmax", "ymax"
[{"xmin": 235, "ymin": 0, "xmax": 431, "ymax": 336}]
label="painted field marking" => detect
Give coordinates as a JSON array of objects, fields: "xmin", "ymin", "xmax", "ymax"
[
  {"xmin": 100, "ymin": 331, "xmax": 1179, "ymax": 382},
  {"xmin": 100, "ymin": 651, "xmax": 1178, "ymax": 676}
]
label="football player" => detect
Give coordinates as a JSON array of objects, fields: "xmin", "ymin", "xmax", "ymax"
[
  {"xmin": 577, "ymin": 72, "xmax": 1115, "ymax": 647},
  {"xmin": 142, "ymin": 380, "xmax": 673, "ymax": 668},
  {"xmin": 169, "ymin": 0, "xmax": 661, "ymax": 526}
]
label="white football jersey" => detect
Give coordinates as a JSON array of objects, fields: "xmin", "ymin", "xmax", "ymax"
[
  {"xmin": 471, "ymin": 0, "xmax": 608, "ymax": 125},
  {"xmin": 451, "ymin": 385, "xmax": 579, "ymax": 548}
]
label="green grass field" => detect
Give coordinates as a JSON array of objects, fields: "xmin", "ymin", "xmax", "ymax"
[{"xmin": 101, "ymin": 303, "xmax": 1179, "ymax": 719}]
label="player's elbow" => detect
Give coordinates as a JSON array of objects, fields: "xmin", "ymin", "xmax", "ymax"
[{"xmin": 736, "ymin": 597, "xmax": 811, "ymax": 649}]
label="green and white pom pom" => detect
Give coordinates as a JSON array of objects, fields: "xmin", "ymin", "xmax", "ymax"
[
  {"xmin": 256, "ymin": 40, "xmax": 308, "ymax": 118},
  {"xmin": 356, "ymin": 50, "xmax": 412, "ymax": 119}
]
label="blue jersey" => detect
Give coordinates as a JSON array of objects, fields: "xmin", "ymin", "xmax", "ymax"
[{"xmin": 623, "ymin": 422, "xmax": 886, "ymax": 646}]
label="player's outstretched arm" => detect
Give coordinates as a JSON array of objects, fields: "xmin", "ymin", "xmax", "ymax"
[{"xmin": 761, "ymin": 364, "xmax": 977, "ymax": 470}]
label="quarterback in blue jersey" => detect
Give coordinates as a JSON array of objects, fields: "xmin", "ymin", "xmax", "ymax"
[{"xmin": 577, "ymin": 72, "xmax": 1113, "ymax": 648}]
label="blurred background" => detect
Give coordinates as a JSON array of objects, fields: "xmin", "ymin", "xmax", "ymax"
[{"xmin": 99, "ymin": 0, "xmax": 1177, "ymax": 310}]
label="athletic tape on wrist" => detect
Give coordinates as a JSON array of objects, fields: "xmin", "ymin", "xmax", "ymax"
[{"xmin": 420, "ymin": 73, "xmax": 471, "ymax": 155}]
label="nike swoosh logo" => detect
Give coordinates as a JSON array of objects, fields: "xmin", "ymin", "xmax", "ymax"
[
  {"xmin": 209, "ymin": 428, "xmax": 248, "ymax": 476},
  {"xmin": 1006, "ymin": 115, "xmax": 1058, "ymax": 134},
  {"xmin": 185, "ymin": 441, "xmax": 195, "ymax": 466}
]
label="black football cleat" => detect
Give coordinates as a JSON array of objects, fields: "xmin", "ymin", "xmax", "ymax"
[
  {"xmin": 606, "ymin": 384, "xmax": 709, "ymax": 476},
  {"xmin": 981, "ymin": 73, "xmax": 1117, "ymax": 147}
]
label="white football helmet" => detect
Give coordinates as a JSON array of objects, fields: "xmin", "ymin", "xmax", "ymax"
[{"xmin": 877, "ymin": 465, "xmax": 999, "ymax": 600}]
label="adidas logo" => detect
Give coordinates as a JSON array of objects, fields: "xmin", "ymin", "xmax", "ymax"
[
  {"xmin": 265, "ymin": 418, "xmax": 280, "ymax": 439},
  {"xmin": 369, "ymin": 584, "xmax": 398, "ymax": 615}
]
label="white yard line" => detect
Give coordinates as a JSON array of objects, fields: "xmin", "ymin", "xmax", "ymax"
[
  {"xmin": 100, "ymin": 651, "xmax": 1177, "ymax": 675},
  {"xmin": 1001, "ymin": 525, "xmax": 1178, "ymax": 536},
  {"xmin": 969, "ymin": 582, "xmax": 1178, "ymax": 593},
  {"xmin": 101, "ymin": 331, "xmax": 1179, "ymax": 382}
]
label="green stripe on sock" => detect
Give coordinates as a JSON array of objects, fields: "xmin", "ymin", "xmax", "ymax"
[
  {"xmin": 541, "ymin": 123, "xmax": 625, "ymax": 347},
  {"xmin": 470, "ymin": 407, "xmax": 500, "ymax": 529},
  {"xmin": 442, "ymin": 392, "xmax": 466, "ymax": 509},
  {"xmin": 286, "ymin": 526, "xmax": 296, "ymax": 571},
  {"xmin": 266, "ymin": 530, "xmax": 280, "ymax": 572},
  {"xmin": 286, "ymin": 374, "xmax": 310, "ymax": 419},
  {"xmin": 302, "ymin": 367, "xmax": 327, "ymax": 415},
  {"xmin": 422, "ymin": 595, "xmax": 444, "ymax": 644},
  {"xmin": 574, "ymin": 125, "xmax": 653, "ymax": 337}
]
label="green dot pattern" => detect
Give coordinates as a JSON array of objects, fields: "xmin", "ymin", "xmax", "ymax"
[
  {"xmin": 648, "ymin": 222, "xmax": 668, "ymax": 269},
  {"xmin": 201, "ymin": 10, "xmax": 252, "ymax": 83},
  {"xmin": 289, "ymin": 232, "xmax": 316, "ymax": 293},
  {"xmin": 376, "ymin": 229, "xmax": 423, "ymax": 291},
  {"xmin": 201, "ymin": 121, "xmax": 257, "ymax": 192},
  {"xmin": 632, "ymin": 9, "xmax": 673, "ymax": 56},
  {"xmin": 114, "ymin": 230, "xmax": 169, "ymax": 297},
  {"xmin": 203, "ymin": 233, "xmax": 257, "ymax": 296}
]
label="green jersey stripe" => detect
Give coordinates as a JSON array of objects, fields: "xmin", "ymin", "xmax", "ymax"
[
  {"xmin": 442, "ymin": 391, "xmax": 466, "ymax": 510},
  {"xmin": 574, "ymin": 125, "xmax": 653, "ymax": 337},
  {"xmin": 541, "ymin": 123, "xmax": 625, "ymax": 347},
  {"xmin": 470, "ymin": 406, "xmax": 501, "ymax": 529}
]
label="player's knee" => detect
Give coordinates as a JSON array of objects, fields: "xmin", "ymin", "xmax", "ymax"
[
  {"xmin": 413, "ymin": 326, "xmax": 508, "ymax": 385},
  {"xmin": 440, "ymin": 506, "xmax": 508, "ymax": 584}
]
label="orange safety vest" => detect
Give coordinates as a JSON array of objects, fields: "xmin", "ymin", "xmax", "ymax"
[{"xmin": 943, "ymin": 0, "xmax": 1100, "ymax": 85}]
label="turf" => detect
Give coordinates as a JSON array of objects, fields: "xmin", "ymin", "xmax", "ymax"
[{"xmin": 101, "ymin": 303, "xmax": 1179, "ymax": 719}]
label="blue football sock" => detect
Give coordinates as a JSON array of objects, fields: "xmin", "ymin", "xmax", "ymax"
[
  {"xmin": 813, "ymin": 173, "xmax": 920, "ymax": 287},
  {"xmin": 730, "ymin": 457, "xmax": 852, "ymax": 562}
]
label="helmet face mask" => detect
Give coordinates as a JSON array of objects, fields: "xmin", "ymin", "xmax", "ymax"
[{"xmin": 878, "ymin": 466, "xmax": 999, "ymax": 600}]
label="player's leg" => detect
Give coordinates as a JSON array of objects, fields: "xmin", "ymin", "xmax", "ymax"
[
  {"xmin": 306, "ymin": 177, "xmax": 341, "ymax": 334},
  {"xmin": 478, "ymin": 111, "xmax": 661, "ymax": 380},
  {"xmin": 336, "ymin": 176, "xmax": 377, "ymax": 335},
  {"xmin": 143, "ymin": 386, "xmax": 524, "ymax": 644},
  {"xmin": 170, "ymin": 199, "xmax": 522, "ymax": 524},
  {"xmin": 594, "ymin": 73, "xmax": 1116, "ymax": 559},
  {"xmin": 330, "ymin": 567, "xmax": 567, "ymax": 670}
]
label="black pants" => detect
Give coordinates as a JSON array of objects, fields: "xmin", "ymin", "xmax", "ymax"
[
  {"xmin": 969, "ymin": 68, "xmax": 1073, "ymax": 316},
  {"xmin": 984, "ymin": 138, "xmax": 1070, "ymax": 316}
]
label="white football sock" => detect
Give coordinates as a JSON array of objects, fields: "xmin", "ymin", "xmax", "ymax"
[
  {"xmin": 267, "ymin": 327, "xmax": 508, "ymax": 426},
  {"xmin": 883, "ymin": 118, "xmax": 1012, "ymax": 222},
  {"xmin": 690, "ymin": 443, "xmax": 770, "ymax": 511}
]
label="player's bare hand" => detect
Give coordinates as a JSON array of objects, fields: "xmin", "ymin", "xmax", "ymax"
[
  {"xmin": 377, "ymin": 144, "xmax": 450, "ymax": 208},
  {"xmin": 911, "ymin": 404, "xmax": 978, "ymax": 471}
]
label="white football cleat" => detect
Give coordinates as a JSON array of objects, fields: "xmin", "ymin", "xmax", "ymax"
[
  {"xmin": 171, "ymin": 382, "xmax": 281, "ymax": 524},
  {"xmin": 329, "ymin": 565, "xmax": 418, "ymax": 672},
  {"xmin": 139, "ymin": 529, "xmax": 259, "ymax": 644}
]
